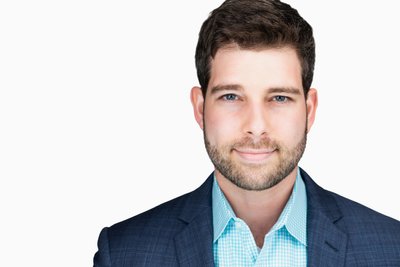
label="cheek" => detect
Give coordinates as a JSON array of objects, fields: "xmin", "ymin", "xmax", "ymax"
[
  {"xmin": 269, "ymin": 107, "xmax": 307, "ymax": 142},
  {"xmin": 204, "ymin": 108, "xmax": 241, "ymax": 145}
]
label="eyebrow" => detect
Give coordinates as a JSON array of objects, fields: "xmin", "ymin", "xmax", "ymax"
[
  {"xmin": 209, "ymin": 84, "xmax": 302, "ymax": 95},
  {"xmin": 267, "ymin": 87, "xmax": 302, "ymax": 95},
  {"xmin": 209, "ymin": 84, "xmax": 244, "ymax": 95}
]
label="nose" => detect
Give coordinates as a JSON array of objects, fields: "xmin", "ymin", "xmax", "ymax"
[{"xmin": 244, "ymin": 102, "xmax": 269, "ymax": 139}]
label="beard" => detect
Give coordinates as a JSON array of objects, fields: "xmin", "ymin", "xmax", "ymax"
[{"xmin": 204, "ymin": 127, "xmax": 307, "ymax": 191}]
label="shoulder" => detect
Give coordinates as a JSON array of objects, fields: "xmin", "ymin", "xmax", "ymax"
[
  {"xmin": 94, "ymin": 193, "xmax": 192, "ymax": 266},
  {"xmin": 301, "ymin": 168, "xmax": 400, "ymax": 264},
  {"xmin": 301, "ymin": 168, "xmax": 400, "ymax": 232},
  {"xmin": 106, "ymin": 191, "xmax": 191, "ymax": 243},
  {"xmin": 102, "ymin": 175, "xmax": 214, "ymax": 247},
  {"xmin": 327, "ymin": 190, "xmax": 400, "ymax": 264},
  {"xmin": 94, "ymin": 176, "xmax": 214, "ymax": 266},
  {"xmin": 328, "ymin": 189, "xmax": 400, "ymax": 235},
  {"xmin": 301, "ymin": 168, "xmax": 400, "ymax": 249}
]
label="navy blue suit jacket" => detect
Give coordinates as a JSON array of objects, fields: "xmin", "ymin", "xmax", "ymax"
[{"xmin": 94, "ymin": 169, "xmax": 400, "ymax": 266}]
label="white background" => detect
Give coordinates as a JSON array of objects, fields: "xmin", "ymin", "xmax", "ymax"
[{"xmin": 1, "ymin": 1, "xmax": 399, "ymax": 266}]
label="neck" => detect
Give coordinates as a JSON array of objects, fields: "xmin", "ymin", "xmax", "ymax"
[{"xmin": 215, "ymin": 167, "xmax": 297, "ymax": 248}]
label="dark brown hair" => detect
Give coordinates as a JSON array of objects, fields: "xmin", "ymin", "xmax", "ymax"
[{"xmin": 195, "ymin": 0, "xmax": 315, "ymax": 97}]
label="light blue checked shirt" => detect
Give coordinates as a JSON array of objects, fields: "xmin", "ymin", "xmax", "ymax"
[{"xmin": 212, "ymin": 168, "xmax": 307, "ymax": 266}]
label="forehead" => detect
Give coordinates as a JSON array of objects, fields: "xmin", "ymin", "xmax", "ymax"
[{"xmin": 208, "ymin": 46, "xmax": 303, "ymax": 95}]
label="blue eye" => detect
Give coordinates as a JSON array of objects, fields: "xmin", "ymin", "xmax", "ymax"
[
  {"xmin": 222, "ymin": 94, "xmax": 238, "ymax": 101},
  {"xmin": 273, "ymin": 95, "xmax": 288, "ymax": 102}
]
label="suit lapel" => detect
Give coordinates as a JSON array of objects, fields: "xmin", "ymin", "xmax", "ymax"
[
  {"xmin": 174, "ymin": 209, "xmax": 214, "ymax": 267},
  {"xmin": 174, "ymin": 175, "xmax": 214, "ymax": 267},
  {"xmin": 301, "ymin": 169, "xmax": 348, "ymax": 267},
  {"xmin": 307, "ymin": 209, "xmax": 348, "ymax": 266},
  {"xmin": 174, "ymin": 170, "xmax": 349, "ymax": 266}
]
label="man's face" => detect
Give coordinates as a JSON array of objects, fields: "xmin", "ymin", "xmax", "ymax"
[{"xmin": 191, "ymin": 46, "xmax": 317, "ymax": 191}]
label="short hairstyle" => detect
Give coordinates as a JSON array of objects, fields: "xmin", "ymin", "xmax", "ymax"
[{"xmin": 195, "ymin": 0, "xmax": 315, "ymax": 97}]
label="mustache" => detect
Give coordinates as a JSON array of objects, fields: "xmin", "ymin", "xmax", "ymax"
[{"xmin": 231, "ymin": 136, "xmax": 279, "ymax": 150}]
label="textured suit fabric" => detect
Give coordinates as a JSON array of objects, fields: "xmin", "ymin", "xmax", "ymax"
[{"xmin": 93, "ymin": 169, "xmax": 400, "ymax": 266}]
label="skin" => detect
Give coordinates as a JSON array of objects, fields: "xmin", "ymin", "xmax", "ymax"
[{"xmin": 191, "ymin": 45, "xmax": 318, "ymax": 248}]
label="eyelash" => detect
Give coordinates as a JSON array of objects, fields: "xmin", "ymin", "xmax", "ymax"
[
  {"xmin": 220, "ymin": 94, "xmax": 239, "ymax": 101},
  {"xmin": 272, "ymin": 95, "xmax": 290, "ymax": 102},
  {"xmin": 218, "ymin": 94, "xmax": 291, "ymax": 103}
]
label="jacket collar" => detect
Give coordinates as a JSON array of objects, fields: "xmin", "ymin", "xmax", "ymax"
[
  {"xmin": 174, "ymin": 174, "xmax": 215, "ymax": 267},
  {"xmin": 174, "ymin": 169, "xmax": 349, "ymax": 267},
  {"xmin": 301, "ymin": 168, "xmax": 348, "ymax": 267}
]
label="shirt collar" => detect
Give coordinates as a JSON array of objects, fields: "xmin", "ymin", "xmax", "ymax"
[
  {"xmin": 212, "ymin": 167, "xmax": 307, "ymax": 246},
  {"xmin": 285, "ymin": 168, "xmax": 307, "ymax": 246},
  {"xmin": 212, "ymin": 173, "xmax": 236, "ymax": 243}
]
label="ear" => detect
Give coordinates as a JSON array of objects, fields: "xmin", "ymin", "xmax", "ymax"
[
  {"xmin": 306, "ymin": 88, "xmax": 318, "ymax": 133},
  {"xmin": 190, "ymin": 86, "xmax": 205, "ymax": 130}
]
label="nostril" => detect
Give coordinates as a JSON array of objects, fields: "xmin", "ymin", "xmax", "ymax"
[{"xmin": 245, "ymin": 130, "xmax": 268, "ymax": 139}]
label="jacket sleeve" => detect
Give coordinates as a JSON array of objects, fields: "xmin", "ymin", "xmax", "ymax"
[{"xmin": 93, "ymin": 227, "xmax": 111, "ymax": 267}]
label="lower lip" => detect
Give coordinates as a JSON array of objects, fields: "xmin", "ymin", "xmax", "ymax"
[{"xmin": 234, "ymin": 149, "xmax": 275, "ymax": 163}]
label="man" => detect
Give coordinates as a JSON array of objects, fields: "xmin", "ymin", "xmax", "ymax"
[{"xmin": 94, "ymin": 0, "xmax": 400, "ymax": 266}]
